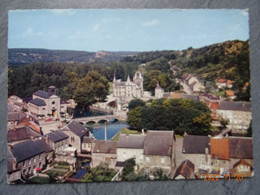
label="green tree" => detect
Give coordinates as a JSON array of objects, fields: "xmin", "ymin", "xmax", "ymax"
[
  {"xmin": 73, "ymin": 71, "xmax": 109, "ymax": 109},
  {"xmin": 128, "ymin": 99, "xmax": 146, "ymax": 110},
  {"xmin": 121, "ymin": 158, "xmax": 136, "ymax": 181}
]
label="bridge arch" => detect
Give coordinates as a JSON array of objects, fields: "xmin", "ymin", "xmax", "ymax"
[
  {"xmin": 97, "ymin": 119, "xmax": 107, "ymax": 124},
  {"xmin": 86, "ymin": 121, "xmax": 96, "ymax": 125}
]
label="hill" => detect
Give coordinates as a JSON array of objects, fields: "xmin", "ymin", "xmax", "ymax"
[{"xmin": 8, "ymin": 48, "xmax": 138, "ymax": 65}]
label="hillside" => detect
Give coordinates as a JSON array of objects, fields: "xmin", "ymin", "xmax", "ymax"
[{"xmin": 8, "ymin": 48, "xmax": 138, "ymax": 65}]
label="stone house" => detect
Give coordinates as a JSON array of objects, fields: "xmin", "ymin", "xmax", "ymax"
[
  {"xmin": 34, "ymin": 139, "xmax": 54, "ymax": 164},
  {"xmin": 62, "ymin": 121, "xmax": 89, "ymax": 154},
  {"xmin": 45, "ymin": 130, "xmax": 69, "ymax": 153},
  {"xmin": 10, "ymin": 140, "xmax": 47, "ymax": 177},
  {"xmin": 91, "ymin": 140, "xmax": 117, "ymax": 169},
  {"xmin": 182, "ymin": 135, "xmax": 211, "ymax": 173},
  {"xmin": 217, "ymin": 101, "xmax": 252, "ymax": 134},
  {"xmin": 174, "ymin": 159, "xmax": 195, "ymax": 179},
  {"xmin": 143, "ymin": 131, "xmax": 175, "ymax": 170},
  {"xmin": 28, "ymin": 86, "xmax": 65, "ymax": 120},
  {"xmin": 116, "ymin": 134, "xmax": 145, "ymax": 165}
]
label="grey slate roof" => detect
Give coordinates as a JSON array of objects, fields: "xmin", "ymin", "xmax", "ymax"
[
  {"xmin": 181, "ymin": 94, "xmax": 200, "ymax": 101},
  {"xmin": 34, "ymin": 139, "xmax": 54, "ymax": 153},
  {"xmin": 174, "ymin": 159, "xmax": 195, "ymax": 179},
  {"xmin": 93, "ymin": 140, "xmax": 117, "ymax": 154},
  {"xmin": 34, "ymin": 90, "xmax": 50, "ymax": 99},
  {"xmin": 8, "ymin": 127, "xmax": 41, "ymax": 143},
  {"xmin": 182, "ymin": 135, "xmax": 210, "ymax": 154},
  {"xmin": 7, "ymin": 148, "xmax": 20, "ymax": 173},
  {"xmin": 117, "ymin": 134, "xmax": 145, "ymax": 149},
  {"xmin": 218, "ymin": 101, "xmax": 251, "ymax": 112},
  {"xmin": 46, "ymin": 130, "xmax": 69, "ymax": 143},
  {"xmin": 29, "ymin": 98, "xmax": 46, "ymax": 106},
  {"xmin": 8, "ymin": 112, "xmax": 26, "ymax": 122},
  {"xmin": 229, "ymin": 137, "xmax": 253, "ymax": 159},
  {"xmin": 65, "ymin": 121, "xmax": 89, "ymax": 138},
  {"xmin": 11, "ymin": 140, "xmax": 45, "ymax": 163},
  {"xmin": 144, "ymin": 131, "xmax": 174, "ymax": 156}
]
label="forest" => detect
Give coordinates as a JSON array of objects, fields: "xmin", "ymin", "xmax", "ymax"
[{"xmin": 8, "ymin": 40, "xmax": 251, "ymax": 109}]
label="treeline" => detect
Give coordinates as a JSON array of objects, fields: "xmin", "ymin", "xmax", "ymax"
[{"xmin": 127, "ymin": 98, "xmax": 212, "ymax": 135}]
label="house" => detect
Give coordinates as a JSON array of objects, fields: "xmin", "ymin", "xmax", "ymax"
[
  {"xmin": 62, "ymin": 121, "xmax": 89, "ymax": 154},
  {"xmin": 7, "ymin": 148, "xmax": 21, "ymax": 183},
  {"xmin": 155, "ymin": 82, "xmax": 164, "ymax": 99},
  {"xmin": 10, "ymin": 140, "xmax": 46, "ymax": 177},
  {"xmin": 182, "ymin": 74, "xmax": 205, "ymax": 92},
  {"xmin": 143, "ymin": 131, "xmax": 175, "ymax": 170},
  {"xmin": 82, "ymin": 136, "xmax": 94, "ymax": 154},
  {"xmin": 91, "ymin": 140, "xmax": 117, "ymax": 169},
  {"xmin": 230, "ymin": 159, "xmax": 253, "ymax": 177},
  {"xmin": 28, "ymin": 86, "xmax": 65, "ymax": 120},
  {"xmin": 174, "ymin": 159, "xmax": 195, "ymax": 179},
  {"xmin": 7, "ymin": 126, "xmax": 41, "ymax": 145},
  {"xmin": 217, "ymin": 79, "xmax": 233, "ymax": 89},
  {"xmin": 45, "ymin": 130, "xmax": 69, "ymax": 153},
  {"xmin": 217, "ymin": 101, "xmax": 252, "ymax": 134},
  {"xmin": 182, "ymin": 135, "xmax": 211, "ymax": 173},
  {"xmin": 116, "ymin": 134, "xmax": 145, "ymax": 165}
]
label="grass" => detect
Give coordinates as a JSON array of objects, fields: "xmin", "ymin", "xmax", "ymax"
[
  {"xmin": 112, "ymin": 128, "xmax": 141, "ymax": 141},
  {"xmin": 46, "ymin": 169, "xmax": 69, "ymax": 177},
  {"xmin": 214, "ymin": 90, "xmax": 225, "ymax": 97}
]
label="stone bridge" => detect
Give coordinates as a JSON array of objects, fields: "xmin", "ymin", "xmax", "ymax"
[{"xmin": 74, "ymin": 114, "xmax": 127, "ymax": 124}]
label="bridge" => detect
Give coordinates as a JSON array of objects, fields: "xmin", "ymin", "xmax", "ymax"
[{"xmin": 74, "ymin": 114, "xmax": 127, "ymax": 124}]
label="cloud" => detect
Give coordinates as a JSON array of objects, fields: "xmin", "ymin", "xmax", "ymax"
[
  {"xmin": 51, "ymin": 9, "xmax": 76, "ymax": 16},
  {"xmin": 93, "ymin": 24, "xmax": 100, "ymax": 31},
  {"xmin": 142, "ymin": 19, "xmax": 159, "ymax": 26}
]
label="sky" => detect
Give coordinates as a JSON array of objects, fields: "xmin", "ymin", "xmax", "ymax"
[{"xmin": 8, "ymin": 9, "xmax": 249, "ymax": 52}]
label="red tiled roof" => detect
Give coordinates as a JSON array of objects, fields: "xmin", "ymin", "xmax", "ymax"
[
  {"xmin": 210, "ymin": 138, "xmax": 230, "ymax": 160},
  {"xmin": 28, "ymin": 122, "xmax": 41, "ymax": 134},
  {"xmin": 226, "ymin": 80, "xmax": 233, "ymax": 85}
]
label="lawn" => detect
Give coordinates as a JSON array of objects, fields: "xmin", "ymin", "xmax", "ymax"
[
  {"xmin": 27, "ymin": 176, "xmax": 50, "ymax": 184},
  {"xmin": 112, "ymin": 128, "xmax": 141, "ymax": 141}
]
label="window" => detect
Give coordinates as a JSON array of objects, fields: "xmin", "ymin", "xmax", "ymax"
[
  {"xmin": 29, "ymin": 159, "xmax": 31, "ymax": 165},
  {"xmin": 52, "ymin": 101, "xmax": 55, "ymax": 104},
  {"xmin": 161, "ymin": 157, "xmax": 165, "ymax": 163},
  {"xmin": 39, "ymin": 154, "xmax": 41, "ymax": 160},
  {"xmin": 23, "ymin": 161, "xmax": 26, "ymax": 167},
  {"xmin": 146, "ymin": 157, "xmax": 150, "ymax": 162},
  {"xmin": 34, "ymin": 157, "xmax": 36, "ymax": 163},
  {"xmin": 140, "ymin": 155, "xmax": 143, "ymax": 160}
]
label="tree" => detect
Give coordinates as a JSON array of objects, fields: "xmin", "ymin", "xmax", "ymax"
[
  {"xmin": 121, "ymin": 158, "xmax": 136, "ymax": 181},
  {"xmin": 73, "ymin": 71, "xmax": 109, "ymax": 109},
  {"xmin": 128, "ymin": 99, "xmax": 145, "ymax": 110},
  {"xmin": 219, "ymin": 117, "xmax": 229, "ymax": 129}
]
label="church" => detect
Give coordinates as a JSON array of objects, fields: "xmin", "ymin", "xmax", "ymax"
[{"xmin": 113, "ymin": 71, "xmax": 144, "ymax": 101}]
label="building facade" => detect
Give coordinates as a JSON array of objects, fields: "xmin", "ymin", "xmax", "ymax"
[{"xmin": 113, "ymin": 71, "xmax": 144, "ymax": 101}]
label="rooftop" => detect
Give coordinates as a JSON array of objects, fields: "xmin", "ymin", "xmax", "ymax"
[
  {"xmin": 46, "ymin": 130, "xmax": 69, "ymax": 143},
  {"xmin": 174, "ymin": 159, "xmax": 195, "ymax": 179},
  {"xmin": 34, "ymin": 90, "xmax": 51, "ymax": 99},
  {"xmin": 34, "ymin": 139, "xmax": 53, "ymax": 153},
  {"xmin": 210, "ymin": 138, "xmax": 230, "ymax": 160},
  {"xmin": 218, "ymin": 101, "xmax": 251, "ymax": 112},
  {"xmin": 11, "ymin": 140, "xmax": 45, "ymax": 163},
  {"xmin": 144, "ymin": 131, "xmax": 174, "ymax": 156},
  {"xmin": 8, "ymin": 112, "xmax": 26, "ymax": 122},
  {"xmin": 182, "ymin": 135, "xmax": 210, "ymax": 154},
  {"xmin": 117, "ymin": 134, "xmax": 145, "ymax": 149},
  {"xmin": 229, "ymin": 137, "xmax": 253, "ymax": 159},
  {"xmin": 7, "ymin": 126, "xmax": 41, "ymax": 143},
  {"xmin": 29, "ymin": 98, "xmax": 46, "ymax": 106},
  {"xmin": 63, "ymin": 121, "xmax": 89, "ymax": 138},
  {"xmin": 93, "ymin": 140, "xmax": 117, "ymax": 154}
]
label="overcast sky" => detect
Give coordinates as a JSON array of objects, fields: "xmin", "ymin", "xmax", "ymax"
[{"xmin": 8, "ymin": 9, "xmax": 249, "ymax": 52}]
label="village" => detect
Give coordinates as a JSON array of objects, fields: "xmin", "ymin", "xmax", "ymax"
[{"xmin": 7, "ymin": 70, "xmax": 252, "ymax": 183}]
